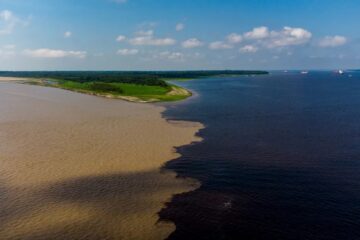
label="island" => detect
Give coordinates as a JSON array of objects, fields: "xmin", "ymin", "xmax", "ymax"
[{"xmin": 0, "ymin": 70, "xmax": 268, "ymax": 102}]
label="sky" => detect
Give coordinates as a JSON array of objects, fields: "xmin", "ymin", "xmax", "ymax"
[{"xmin": 0, "ymin": 0, "xmax": 359, "ymax": 70}]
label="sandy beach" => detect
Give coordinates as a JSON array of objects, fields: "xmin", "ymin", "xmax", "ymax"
[
  {"xmin": 0, "ymin": 81, "xmax": 203, "ymax": 239},
  {"xmin": 0, "ymin": 77, "xmax": 32, "ymax": 82}
]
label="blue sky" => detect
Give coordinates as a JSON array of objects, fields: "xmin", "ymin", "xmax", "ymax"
[{"xmin": 0, "ymin": 0, "xmax": 359, "ymax": 70}]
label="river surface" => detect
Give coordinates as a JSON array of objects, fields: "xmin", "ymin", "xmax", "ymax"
[
  {"xmin": 160, "ymin": 71, "xmax": 360, "ymax": 240},
  {"xmin": 0, "ymin": 82, "xmax": 202, "ymax": 240}
]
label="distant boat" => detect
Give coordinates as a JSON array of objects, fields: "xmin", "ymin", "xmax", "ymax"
[
  {"xmin": 301, "ymin": 71, "xmax": 309, "ymax": 74},
  {"xmin": 338, "ymin": 70, "xmax": 344, "ymax": 75}
]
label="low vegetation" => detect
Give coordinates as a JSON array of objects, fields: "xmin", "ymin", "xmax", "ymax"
[{"xmin": 27, "ymin": 79, "xmax": 191, "ymax": 102}]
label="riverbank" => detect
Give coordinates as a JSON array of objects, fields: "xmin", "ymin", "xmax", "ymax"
[
  {"xmin": 0, "ymin": 82, "xmax": 203, "ymax": 239},
  {"xmin": 0, "ymin": 77, "xmax": 192, "ymax": 103}
]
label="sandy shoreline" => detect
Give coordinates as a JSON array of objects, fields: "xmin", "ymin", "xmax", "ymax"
[
  {"xmin": 0, "ymin": 82, "xmax": 203, "ymax": 239},
  {"xmin": 0, "ymin": 76, "xmax": 32, "ymax": 82}
]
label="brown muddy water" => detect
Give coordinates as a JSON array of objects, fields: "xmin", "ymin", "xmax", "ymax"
[{"xmin": 0, "ymin": 82, "xmax": 202, "ymax": 240}]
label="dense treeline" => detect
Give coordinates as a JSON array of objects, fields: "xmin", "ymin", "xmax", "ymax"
[{"xmin": 0, "ymin": 70, "xmax": 268, "ymax": 87}]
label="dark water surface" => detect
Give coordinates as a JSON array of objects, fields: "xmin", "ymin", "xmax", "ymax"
[{"xmin": 160, "ymin": 71, "xmax": 360, "ymax": 240}]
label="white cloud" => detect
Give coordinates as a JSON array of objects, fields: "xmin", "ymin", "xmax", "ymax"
[
  {"xmin": 319, "ymin": 35, "xmax": 347, "ymax": 47},
  {"xmin": 0, "ymin": 10, "xmax": 27, "ymax": 35},
  {"xmin": 167, "ymin": 52, "xmax": 184, "ymax": 60},
  {"xmin": 135, "ymin": 30, "xmax": 153, "ymax": 36},
  {"xmin": 176, "ymin": 23, "xmax": 185, "ymax": 31},
  {"xmin": 117, "ymin": 48, "xmax": 139, "ymax": 55},
  {"xmin": 116, "ymin": 35, "xmax": 126, "ymax": 42},
  {"xmin": 138, "ymin": 22, "xmax": 157, "ymax": 29},
  {"xmin": 0, "ymin": 10, "xmax": 12, "ymax": 21},
  {"xmin": 3, "ymin": 44, "xmax": 15, "ymax": 49},
  {"xmin": 239, "ymin": 26, "xmax": 312, "ymax": 49},
  {"xmin": 0, "ymin": 44, "xmax": 16, "ymax": 58},
  {"xmin": 157, "ymin": 51, "xmax": 184, "ymax": 60},
  {"xmin": 64, "ymin": 31, "xmax": 72, "ymax": 38},
  {"xmin": 129, "ymin": 30, "xmax": 176, "ymax": 46},
  {"xmin": 209, "ymin": 26, "xmax": 313, "ymax": 53},
  {"xmin": 130, "ymin": 36, "xmax": 176, "ymax": 46},
  {"xmin": 23, "ymin": 48, "xmax": 87, "ymax": 58},
  {"xmin": 0, "ymin": 49, "xmax": 15, "ymax": 58},
  {"xmin": 209, "ymin": 41, "xmax": 233, "ymax": 50},
  {"xmin": 244, "ymin": 26, "xmax": 269, "ymax": 40},
  {"xmin": 267, "ymin": 27, "xmax": 312, "ymax": 48},
  {"xmin": 239, "ymin": 45, "xmax": 258, "ymax": 53},
  {"xmin": 182, "ymin": 38, "xmax": 204, "ymax": 48},
  {"xmin": 227, "ymin": 33, "xmax": 242, "ymax": 44}
]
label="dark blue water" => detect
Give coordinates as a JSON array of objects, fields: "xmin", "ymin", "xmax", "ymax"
[{"xmin": 159, "ymin": 71, "xmax": 360, "ymax": 240}]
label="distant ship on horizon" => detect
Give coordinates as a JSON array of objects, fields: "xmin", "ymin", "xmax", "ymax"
[{"xmin": 301, "ymin": 71, "xmax": 309, "ymax": 74}]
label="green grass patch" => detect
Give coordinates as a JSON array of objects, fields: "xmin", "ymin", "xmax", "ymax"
[{"xmin": 47, "ymin": 80, "xmax": 191, "ymax": 102}]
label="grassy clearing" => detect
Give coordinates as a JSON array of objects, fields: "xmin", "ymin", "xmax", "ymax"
[{"xmin": 26, "ymin": 79, "xmax": 191, "ymax": 102}]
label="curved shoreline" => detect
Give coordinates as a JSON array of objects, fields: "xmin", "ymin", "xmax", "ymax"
[
  {"xmin": 0, "ymin": 77, "xmax": 193, "ymax": 103},
  {"xmin": 0, "ymin": 81, "xmax": 203, "ymax": 239}
]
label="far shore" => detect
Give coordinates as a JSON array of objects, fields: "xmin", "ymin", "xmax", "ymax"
[
  {"xmin": 0, "ymin": 76, "xmax": 192, "ymax": 103},
  {"xmin": 0, "ymin": 70, "xmax": 269, "ymax": 103}
]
